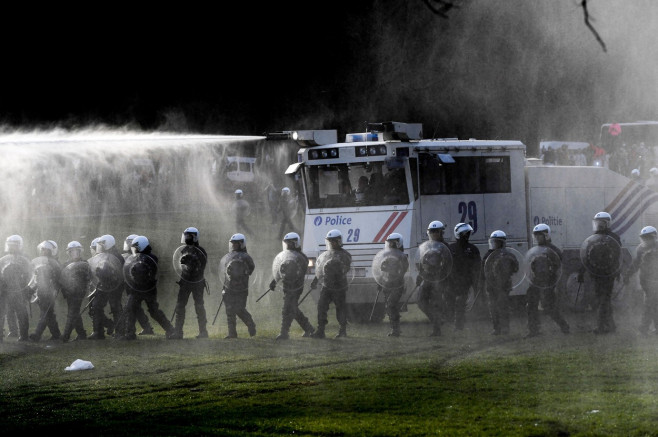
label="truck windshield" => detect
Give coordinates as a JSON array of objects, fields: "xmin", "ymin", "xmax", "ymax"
[{"xmin": 303, "ymin": 161, "xmax": 409, "ymax": 208}]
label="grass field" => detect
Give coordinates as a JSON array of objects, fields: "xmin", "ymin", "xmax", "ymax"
[
  {"xmin": 2, "ymin": 209, "xmax": 658, "ymax": 436},
  {"xmin": 2, "ymin": 300, "xmax": 658, "ymax": 436}
]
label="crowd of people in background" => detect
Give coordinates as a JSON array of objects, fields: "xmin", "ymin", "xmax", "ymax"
[{"xmin": 540, "ymin": 142, "xmax": 658, "ymax": 192}]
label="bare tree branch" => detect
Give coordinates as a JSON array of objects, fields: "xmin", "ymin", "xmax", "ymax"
[
  {"xmin": 581, "ymin": 0, "xmax": 607, "ymax": 52},
  {"xmin": 422, "ymin": 0, "xmax": 457, "ymax": 19}
]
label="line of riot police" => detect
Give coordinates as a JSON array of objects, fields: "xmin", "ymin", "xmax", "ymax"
[{"xmin": 1, "ymin": 209, "xmax": 655, "ymax": 343}]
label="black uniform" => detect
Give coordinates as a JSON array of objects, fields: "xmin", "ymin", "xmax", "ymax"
[
  {"xmin": 312, "ymin": 247, "xmax": 352, "ymax": 338},
  {"xmin": 234, "ymin": 197, "xmax": 253, "ymax": 236},
  {"xmin": 121, "ymin": 251, "xmax": 154, "ymax": 336},
  {"xmin": 173, "ymin": 243, "xmax": 209, "ymax": 338},
  {"xmin": 0, "ymin": 253, "xmax": 33, "ymax": 341},
  {"xmin": 416, "ymin": 239, "xmax": 450, "ymax": 336},
  {"xmin": 270, "ymin": 248, "xmax": 315, "ymax": 339},
  {"xmin": 625, "ymin": 240, "xmax": 658, "ymax": 334},
  {"xmin": 375, "ymin": 248, "xmax": 409, "ymax": 337},
  {"xmin": 525, "ymin": 242, "xmax": 570, "ymax": 336},
  {"xmin": 220, "ymin": 248, "xmax": 257, "ymax": 338},
  {"xmin": 446, "ymin": 240, "xmax": 481, "ymax": 330},
  {"xmin": 481, "ymin": 248, "xmax": 518, "ymax": 335},
  {"xmin": 580, "ymin": 228, "xmax": 622, "ymax": 334},
  {"xmin": 277, "ymin": 193, "xmax": 297, "ymax": 239},
  {"xmin": 122, "ymin": 246, "xmax": 174, "ymax": 339},
  {"xmin": 29, "ymin": 256, "xmax": 62, "ymax": 341},
  {"xmin": 88, "ymin": 248, "xmax": 125, "ymax": 339},
  {"xmin": 60, "ymin": 259, "xmax": 91, "ymax": 342}
]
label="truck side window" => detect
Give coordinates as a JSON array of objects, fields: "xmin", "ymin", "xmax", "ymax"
[{"xmin": 420, "ymin": 154, "xmax": 443, "ymax": 195}]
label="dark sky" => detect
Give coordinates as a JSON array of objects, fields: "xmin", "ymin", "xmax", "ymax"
[
  {"xmin": 2, "ymin": 1, "xmax": 657, "ymax": 156},
  {"xmin": 0, "ymin": 4, "xmax": 365, "ymax": 132}
]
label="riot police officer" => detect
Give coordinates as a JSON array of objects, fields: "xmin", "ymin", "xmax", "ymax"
[
  {"xmin": 278, "ymin": 187, "xmax": 297, "ymax": 239},
  {"xmin": 171, "ymin": 227, "xmax": 209, "ymax": 339},
  {"xmin": 0, "ymin": 235, "xmax": 33, "ymax": 341},
  {"xmin": 524, "ymin": 224, "xmax": 570, "ymax": 337},
  {"xmin": 60, "ymin": 241, "xmax": 91, "ymax": 342},
  {"xmin": 121, "ymin": 236, "xmax": 175, "ymax": 340},
  {"xmin": 416, "ymin": 220, "xmax": 451, "ymax": 336},
  {"xmin": 233, "ymin": 190, "xmax": 254, "ymax": 236},
  {"xmin": 446, "ymin": 223, "xmax": 481, "ymax": 331},
  {"xmin": 578, "ymin": 211, "xmax": 622, "ymax": 334},
  {"xmin": 219, "ymin": 233, "xmax": 257, "ymax": 338},
  {"xmin": 28, "ymin": 240, "xmax": 62, "ymax": 341},
  {"xmin": 121, "ymin": 234, "xmax": 154, "ymax": 336},
  {"xmin": 480, "ymin": 230, "xmax": 518, "ymax": 335},
  {"xmin": 373, "ymin": 233, "xmax": 409, "ymax": 337},
  {"xmin": 269, "ymin": 232, "xmax": 315, "ymax": 340},
  {"xmin": 624, "ymin": 226, "xmax": 658, "ymax": 335},
  {"xmin": 88, "ymin": 234, "xmax": 125, "ymax": 339},
  {"xmin": 311, "ymin": 229, "xmax": 352, "ymax": 339}
]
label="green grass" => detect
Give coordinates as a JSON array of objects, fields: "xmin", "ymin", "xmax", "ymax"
[
  {"xmin": 2, "ymin": 208, "xmax": 657, "ymax": 435},
  {"xmin": 3, "ymin": 306, "xmax": 658, "ymax": 436}
]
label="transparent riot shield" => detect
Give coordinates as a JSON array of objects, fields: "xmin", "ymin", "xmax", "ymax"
[
  {"xmin": 372, "ymin": 248, "xmax": 408, "ymax": 289},
  {"xmin": 172, "ymin": 245, "xmax": 207, "ymax": 284},
  {"xmin": 638, "ymin": 247, "xmax": 658, "ymax": 289},
  {"xmin": 524, "ymin": 245, "xmax": 563, "ymax": 289},
  {"xmin": 484, "ymin": 247, "xmax": 525, "ymax": 291},
  {"xmin": 88, "ymin": 252, "xmax": 124, "ymax": 292},
  {"xmin": 0, "ymin": 254, "xmax": 33, "ymax": 294},
  {"xmin": 580, "ymin": 234, "xmax": 622, "ymax": 278},
  {"xmin": 29, "ymin": 256, "xmax": 58, "ymax": 300},
  {"xmin": 316, "ymin": 249, "xmax": 355, "ymax": 291},
  {"xmin": 218, "ymin": 251, "xmax": 251, "ymax": 293},
  {"xmin": 60, "ymin": 260, "xmax": 91, "ymax": 298},
  {"xmin": 272, "ymin": 250, "xmax": 307, "ymax": 293},
  {"xmin": 414, "ymin": 240, "xmax": 452, "ymax": 284},
  {"xmin": 123, "ymin": 253, "xmax": 159, "ymax": 292}
]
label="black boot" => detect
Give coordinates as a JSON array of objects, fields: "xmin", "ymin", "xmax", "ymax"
[{"xmin": 311, "ymin": 326, "xmax": 325, "ymax": 339}]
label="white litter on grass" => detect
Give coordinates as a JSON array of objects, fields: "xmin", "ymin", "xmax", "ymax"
[
  {"xmin": 65, "ymin": 359, "xmax": 94, "ymax": 371},
  {"xmin": 588, "ymin": 410, "xmax": 600, "ymax": 414}
]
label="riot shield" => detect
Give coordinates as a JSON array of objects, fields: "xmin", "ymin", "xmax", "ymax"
[
  {"xmin": 414, "ymin": 240, "xmax": 452, "ymax": 283},
  {"xmin": 580, "ymin": 234, "xmax": 622, "ymax": 278},
  {"xmin": 172, "ymin": 245, "xmax": 207, "ymax": 284},
  {"xmin": 316, "ymin": 249, "xmax": 354, "ymax": 291},
  {"xmin": 272, "ymin": 250, "xmax": 307, "ymax": 292},
  {"xmin": 88, "ymin": 252, "xmax": 124, "ymax": 292},
  {"xmin": 484, "ymin": 247, "xmax": 525, "ymax": 291},
  {"xmin": 372, "ymin": 248, "xmax": 408, "ymax": 289},
  {"xmin": 29, "ymin": 256, "xmax": 58, "ymax": 299},
  {"xmin": 123, "ymin": 253, "xmax": 159, "ymax": 292},
  {"xmin": 638, "ymin": 248, "xmax": 658, "ymax": 288},
  {"xmin": 218, "ymin": 252, "xmax": 251, "ymax": 293},
  {"xmin": 60, "ymin": 261, "xmax": 91, "ymax": 297},
  {"xmin": 524, "ymin": 245, "xmax": 563, "ymax": 289},
  {"xmin": 0, "ymin": 254, "xmax": 33, "ymax": 294}
]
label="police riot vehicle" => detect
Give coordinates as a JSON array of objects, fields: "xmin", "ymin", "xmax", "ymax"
[{"xmin": 280, "ymin": 122, "xmax": 655, "ymax": 322}]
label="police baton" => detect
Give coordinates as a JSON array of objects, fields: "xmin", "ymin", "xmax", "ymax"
[
  {"xmin": 212, "ymin": 294, "xmax": 225, "ymax": 325},
  {"xmin": 399, "ymin": 284, "xmax": 420, "ymax": 312},
  {"xmin": 297, "ymin": 287, "xmax": 313, "ymax": 306},
  {"xmin": 256, "ymin": 287, "xmax": 272, "ymax": 303},
  {"xmin": 369, "ymin": 286, "xmax": 382, "ymax": 322},
  {"xmin": 79, "ymin": 289, "xmax": 97, "ymax": 317},
  {"xmin": 574, "ymin": 281, "xmax": 583, "ymax": 308}
]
